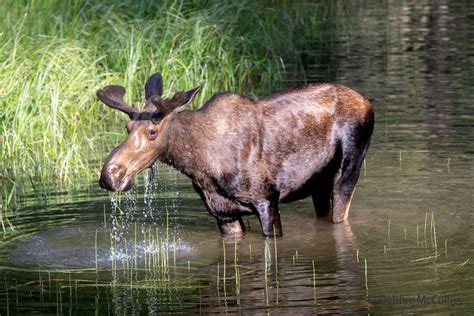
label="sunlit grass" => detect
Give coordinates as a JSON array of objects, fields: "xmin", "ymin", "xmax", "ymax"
[{"xmin": 0, "ymin": 0, "xmax": 358, "ymax": 216}]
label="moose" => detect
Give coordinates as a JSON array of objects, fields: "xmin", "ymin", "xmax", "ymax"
[{"xmin": 97, "ymin": 72, "xmax": 374, "ymax": 237}]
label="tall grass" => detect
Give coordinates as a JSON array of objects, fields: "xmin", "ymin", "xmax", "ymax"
[{"xmin": 0, "ymin": 0, "xmax": 354, "ymax": 210}]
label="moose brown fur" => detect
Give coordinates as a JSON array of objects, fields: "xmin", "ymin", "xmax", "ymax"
[{"xmin": 97, "ymin": 73, "xmax": 374, "ymax": 237}]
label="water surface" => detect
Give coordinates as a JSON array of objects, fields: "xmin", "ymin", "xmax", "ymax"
[{"xmin": 1, "ymin": 1, "xmax": 473, "ymax": 314}]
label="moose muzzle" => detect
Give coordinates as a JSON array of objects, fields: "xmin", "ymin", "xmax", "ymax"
[{"xmin": 99, "ymin": 163, "xmax": 133, "ymax": 192}]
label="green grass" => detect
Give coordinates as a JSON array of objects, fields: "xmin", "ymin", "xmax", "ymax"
[{"xmin": 0, "ymin": 0, "xmax": 357, "ymax": 213}]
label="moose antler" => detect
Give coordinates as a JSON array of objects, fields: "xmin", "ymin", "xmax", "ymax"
[
  {"xmin": 150, "ymin": 86, "xmax": 201, "ymax": 116},
  {"xmin": 96, "ymin": 85, "xmax": 136, "ymax": 118}
]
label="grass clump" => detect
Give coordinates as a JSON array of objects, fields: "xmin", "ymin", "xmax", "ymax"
[{"xmin": 0, "ymin": 0, "xmax": 355, "ymax": 212}]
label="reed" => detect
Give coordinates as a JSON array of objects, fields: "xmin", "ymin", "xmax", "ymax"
[
  {"xmin": 264, "ymin": 240, "xmax": 270, "ymax": 306},
  {"xmin": 4, "ymin": 275, "xmax": 9, "ymax": 316},
  {"xmin": 431, "ymin": 212, "xmax": 438, "ymax": 257},
  {"xmin": 399, "ymin": 150, "xmax": 403, "ymax": 170},
  {"xmin": 273, "ymin": 227, "xmax": 280, "ymax": 288},
  {"xmin": 222, "ymin": 238, "xmax": 227, "ymax": 303},
  {"xmin": 312, "ymin": 259, "xmax": 316, "ymax": 303},
  {"xmin": 234, "ymin": 235, "xmax": 241, "ymax": 305},
  {"xmin": 0, "ymin": 0, "xmax": 327, "ymax": 213},
  {"xmin": 423, "ymin": 212, "xmax": 428, "ymax": 248},
  {"xmin": 445, "ymin": 239, "xmax": 448, "ymax": 258},
  {"xmin": 416, "ymin": 225, "xmax": 420, "ymax": 246},
  {"xmin": 216, "ymin": 261, "xmax": 220, "ymax": 300},
  {"xmin": 364, "ymin": 258, "xmax": 368, "ymax": 290},
  {"xmin": 95, "ymin": 229, "xmax": 98, "ymax": 277},
  {"xmin": 387, "ymin": 219, "xmax": 391, "ymax": 249}
]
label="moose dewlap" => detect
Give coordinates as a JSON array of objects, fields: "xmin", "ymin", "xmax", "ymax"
[{"xmin": 97, "ymin": 72, "xmax": 374, "ymax": 237}]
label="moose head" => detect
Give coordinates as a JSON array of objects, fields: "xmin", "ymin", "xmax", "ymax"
[{"xmin": 97, "ymin": 72, "xmax": 200, "ymax": 192}]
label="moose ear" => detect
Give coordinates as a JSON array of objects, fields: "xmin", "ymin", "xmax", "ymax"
[
  {"xmin": 145, "ymin": 72, "xmax": 163, "ymax": 100},
  {"xmin": 173, "ymin": 86, "xmax": 201, "ymax": 112}
]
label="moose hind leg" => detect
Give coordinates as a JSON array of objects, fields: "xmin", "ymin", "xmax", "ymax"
[
  {"xmin": 312, "ymin": 145, "xmax": 341, "ymax": 220},
  {"xmin": 331, "ymin": 134, "xmax": 371, "ymax": 223},
  {"xmin": 312, "ymin": 178, "xmax": 334, "ymax": 220},
  {"xmin": 312, "ymin": 171, "xmax": 356, "ymax": 223},
  {"xmin": 331, "ymin": 177, "xmax": 357, "ymax": 223}
]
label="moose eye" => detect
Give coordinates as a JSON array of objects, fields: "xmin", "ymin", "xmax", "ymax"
[{"xmin": 148, "ymin": 129, "xmax": 157, "ymax": 139}]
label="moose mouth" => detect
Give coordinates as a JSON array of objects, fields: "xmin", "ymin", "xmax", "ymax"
[
  {"xmin": 99, "ymin": 174, "xmax": 133, "ymax": 192},
  {"xmin": 99, "ymin": 160, "xmax": 156, "ymax": 192},
  {"xmin": 117, "ymin": 176, "xmax": 133, "ymax": 192}
]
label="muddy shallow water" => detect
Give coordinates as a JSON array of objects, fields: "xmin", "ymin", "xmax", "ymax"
[{"xmin": 1, "ymin": 1, "xmax": 473, "ymax": 314}]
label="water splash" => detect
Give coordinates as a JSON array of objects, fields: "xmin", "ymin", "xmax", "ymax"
[
  {"xmin": 169, "ymin": 167, "xmax": 182, "ymax": 236},
  {"xmin": 143, "ymin": 162, "xmax": 159, "ymax": 221},
  {"xmin": 107, "ymin": 163, "xmax": 186, "ymax": 269}
]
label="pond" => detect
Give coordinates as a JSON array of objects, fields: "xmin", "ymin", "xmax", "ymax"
[{"xmin": 1, "ymin": 1, "xmax": 473, "ymax": 314}]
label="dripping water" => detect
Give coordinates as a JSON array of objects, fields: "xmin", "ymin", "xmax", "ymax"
[{"xmin": 107, "ymin": 162, "xmax": 187, "ymax": 267}]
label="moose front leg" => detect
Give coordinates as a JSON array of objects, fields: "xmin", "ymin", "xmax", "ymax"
[
  {"xmin": 193, "ymin": 183, "xmax": 251, "ymax": 236},
  {"xmin": 254, "ymin": 200, "xmax": 282, "ymax": 237},
  {"xmin": 217, "ymin": 217, "xmax": 245, "ymax": 236}
]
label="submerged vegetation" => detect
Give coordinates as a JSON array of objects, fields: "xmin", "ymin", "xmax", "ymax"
[
  {"xmin": 1, "ymin": 199, "xmax": 470, "ymax": 314},
  {"xmin": 0, "ymin": 0, "xmax": 357, "ymax": 211}
]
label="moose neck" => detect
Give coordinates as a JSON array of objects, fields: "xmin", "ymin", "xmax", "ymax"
[{"xmin": 157, "ymin": 110, "xmax": 202, "ymax": 180}]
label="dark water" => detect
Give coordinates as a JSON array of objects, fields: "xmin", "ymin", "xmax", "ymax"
[{"xmin": 1, "ymin": 1, "xmax": 473, "ymax": 314}]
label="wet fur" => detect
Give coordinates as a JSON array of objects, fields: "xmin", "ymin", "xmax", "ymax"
[{"xmin": 155, "ymin": 84, "xmax": 374, "ymax": 236}]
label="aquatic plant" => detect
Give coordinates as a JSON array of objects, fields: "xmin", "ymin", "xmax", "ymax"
[{"xmin": 0, "ymin": 0, "xmax": 354, "ymax": 215}]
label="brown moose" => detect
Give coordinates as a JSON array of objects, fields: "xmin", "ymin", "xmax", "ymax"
[{"xmin": 97, "ymin": 72, "xmax": 374, "ymax": 237}]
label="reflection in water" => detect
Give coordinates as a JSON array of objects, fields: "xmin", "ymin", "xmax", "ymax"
[
  {"xmin": 1, "ymin": 0, "xmax": 474, "ymax": 314},
  {"xmin": 203, "ymin": 221, "xmax": 368, "ymax": 314},
  {"xmin": 2, "ymin": 183, "xmax": 373, "ymax": 314}
]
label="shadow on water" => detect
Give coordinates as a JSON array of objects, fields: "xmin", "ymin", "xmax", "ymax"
[{"xmin": 1, "ymin": 0, "xmax": 474, "ymax": 314}]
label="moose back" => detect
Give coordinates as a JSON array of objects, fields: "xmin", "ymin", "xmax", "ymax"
[{"xmin": 97, "ymin": 73, "xmax": 374, "ymax": 237}]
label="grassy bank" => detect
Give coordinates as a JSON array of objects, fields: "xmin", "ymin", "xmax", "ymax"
[{"xmin": 0, "ymin": 0, "xmax": 354, "ymax": 211}]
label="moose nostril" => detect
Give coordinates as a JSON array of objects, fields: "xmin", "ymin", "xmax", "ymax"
[
  {"xmin": 99, "ymin": 176, "xmax": 108, "ymax": 190},
  {"xmin": 100, "ymin": 164, "xmax": 127, "ymax": 192}
]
